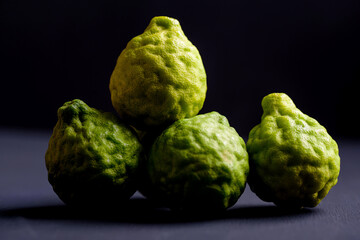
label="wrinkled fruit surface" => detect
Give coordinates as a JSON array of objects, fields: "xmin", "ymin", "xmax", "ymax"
[
  {"xmin": 45, "ymin": 99, "xmax": 143, "ymax": 206},
  {"xmin": 145, "ymin": 112, "xmax": 249, "ymax": 211},
  {"xmin": 110, "ymin": 16, "xmax": 207, "ymax": 130},
  {"xmin": 246, "ymin": 93, "xmax": 340, "ymax": 208}
]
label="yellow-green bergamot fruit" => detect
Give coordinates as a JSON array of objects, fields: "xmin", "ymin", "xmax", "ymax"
[
  {"xmin": 246, "ymin": 93, "xmax": 340, "ymax": 208},
  {"xmin": 109, "ymin": 16, "xmax": 207, "ymax": 130},
  {"xmin": 45, "ymin": 99, "xmax": 143, "ymax": 206},
  {"xmin": 144, "ymin": 112, "xmax": 249, "ymax": 212}
]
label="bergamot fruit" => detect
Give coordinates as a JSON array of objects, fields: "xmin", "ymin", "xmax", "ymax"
[
  {"xmin": 109, "ymin": 16, "xmax": 207, "ymax": 130},
  {"xmin": 144, "ymin": 112, "xmax": 249, "ymax": 211},
  {"xmin": 45, "ymin": 99, "xmax": 143, "ymax": 206},
  {"xmin": 246, "ymin": 93, "xmax": 340, "ymax": 208}
]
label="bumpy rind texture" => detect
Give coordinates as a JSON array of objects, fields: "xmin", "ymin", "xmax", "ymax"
[
  {"xmin": 109, "ymin": 16, "xmax": 207, "ymax": 130},
  {"xmin": 246, "ymin": 93, "xmax": 340, "ymax": 208},
  {"xmin": 45, "ymin": 99, "xmax": 143, "ymax": 206},
  {"xmin": 146, "ymin": 112, "xmax": 249, "ymax": 211}
]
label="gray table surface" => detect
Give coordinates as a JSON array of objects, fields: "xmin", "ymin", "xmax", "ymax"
[{"xmin": 0, "ymin": 128, "xmax": 359, "ymax": 240}]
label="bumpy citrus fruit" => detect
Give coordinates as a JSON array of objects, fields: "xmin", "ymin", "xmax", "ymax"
[
  {"xmin": 246, "ymin": 93, "xmax": 340, "ymax": 208},
  {"xmin": 144, "ymin": 112, "xmax": 249, "ymax": 211},
  {"xmin": 45, "ymin": 99, "xmax": 143, "ymax": 206},
  {"xmin": 109, "ymin": 16, "xmax": 207, "ymax": 130}
]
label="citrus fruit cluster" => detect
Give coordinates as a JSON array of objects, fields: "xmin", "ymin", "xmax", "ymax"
[{"xmin": 45, "ymin": 16, "xmax": 340, "ymax": 212}]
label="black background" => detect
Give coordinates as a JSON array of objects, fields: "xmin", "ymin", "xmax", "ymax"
[{"xmin": 1, "ymin": 0, "xmax": 359, "ymax": 139}]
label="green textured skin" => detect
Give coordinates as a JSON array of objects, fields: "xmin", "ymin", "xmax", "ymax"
[
  {"xmin": 45, "ymin": 99, "xmax": 143, "ymax": 206},
  {"xmin": 247, "ymin": 93, "xmax": 340, "ymax": 208},
  {"xmin": 109, "ymin": 16, "xmax": 207, "ymax": 130},
  {"xmin": 146, "ymin": 112, "xmax": 249, "ymax": 211}
]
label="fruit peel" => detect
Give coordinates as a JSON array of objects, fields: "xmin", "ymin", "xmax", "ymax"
[
  {"xmin": 247, "ymin": 93, "xmax": 340, "ymax": 208},
  {"xmin": 109, "ymin": 16, "xmax": 207, "ymax": 130},
  {"xmin": 144, "ymin": 112, "xmax": 249, "ymax": 211},
  {"xmin": 45, "ymin": 99, "xmax": 143, "ymax": 206}
]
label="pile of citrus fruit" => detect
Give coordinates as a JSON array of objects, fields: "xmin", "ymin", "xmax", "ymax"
[{"xmin": 45, "ymin": 16, "xmax": 340, "ymax": 212}]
